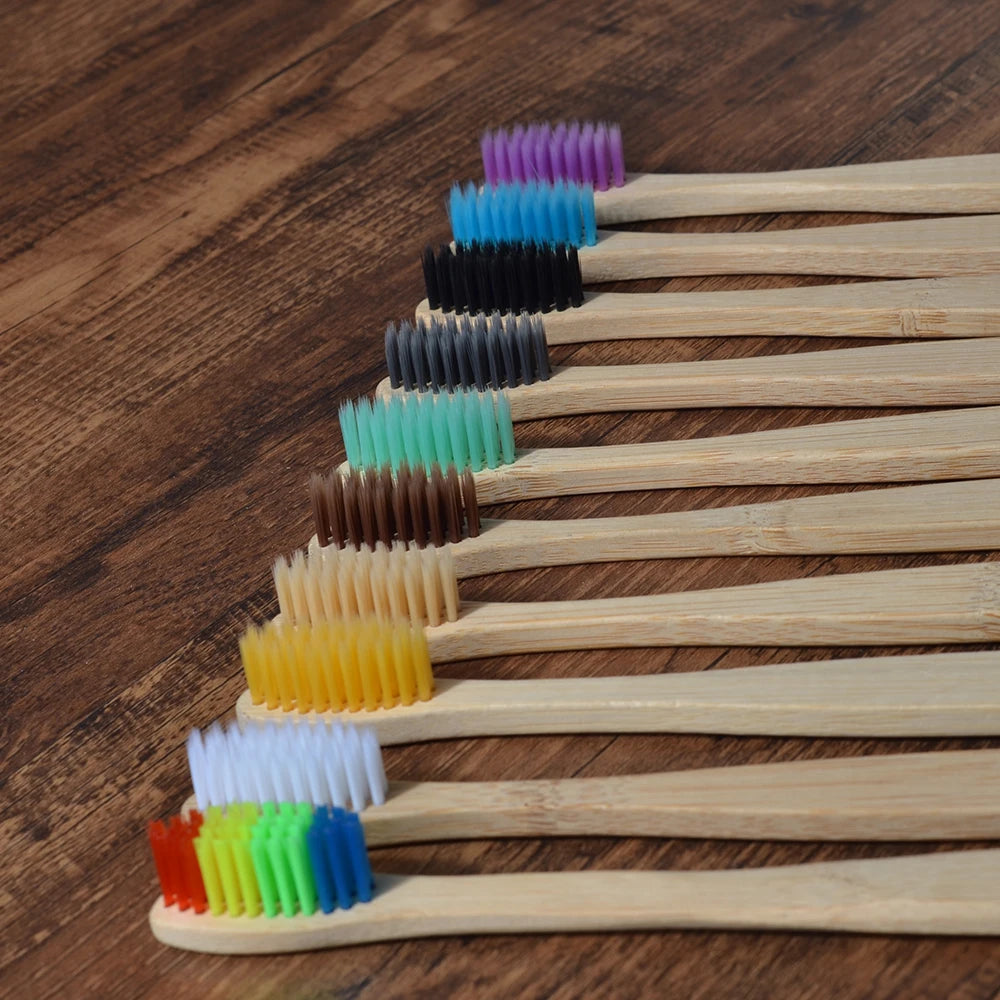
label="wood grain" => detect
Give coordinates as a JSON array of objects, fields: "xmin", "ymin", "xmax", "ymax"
[{"xmin": 4, "ymin": 0, "xmax": 1000, "ymax": 996}]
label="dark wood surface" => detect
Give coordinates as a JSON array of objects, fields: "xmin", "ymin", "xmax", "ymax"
[{"xmin": 4, "ymin": 0, "xmax": 1000, "ymax": 996}]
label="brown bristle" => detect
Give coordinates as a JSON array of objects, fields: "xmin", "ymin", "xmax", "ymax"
[
  {"xmin": 445, "ymin": 466, "xmax": 463, "ymax": 543},
  {"xmin": 309, "ymin": 463, "xmax": 482, "ymax": 549},
  {"xmin": 462, "ymin": 468, "xmax": 480, "ymax": 537},
  {"xmin": 309, "ymin": 473, "xmax": 330, "ymax": 548}
]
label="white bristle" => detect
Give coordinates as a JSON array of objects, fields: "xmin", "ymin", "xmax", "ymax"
[
  {"xmin": 272, "ymin": 542, "xmax": 460, "ymax": 627},
  {"xmin": 184, "ymin": 719, "xmax": 388, "ymax": 812}
]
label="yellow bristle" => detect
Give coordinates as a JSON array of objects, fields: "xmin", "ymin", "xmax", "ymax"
[{"xmin": 239, "ymin": 617, "xmax": 433, "ymax": 712}]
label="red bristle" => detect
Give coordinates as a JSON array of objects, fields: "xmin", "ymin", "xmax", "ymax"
[{"xmin": 147, "ymin": 812, "xmax": 207, "ymax": 911}]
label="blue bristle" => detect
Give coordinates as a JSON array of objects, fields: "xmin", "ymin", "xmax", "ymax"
[
  {"xmin": 448, "ymin": 181, "xmax": 596, "ymax": 248},
  {"xmin": 344, "ymin": 812, "xmax": 374, "ymax": 903},
  {"xmin": 306, "ymin": 822, "xmax": 337, "ymax": 914}
]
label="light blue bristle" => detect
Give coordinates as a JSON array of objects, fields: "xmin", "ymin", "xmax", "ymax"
[
  {"xmin": 445, "ymin": 396, "xmax": 470, "ymax": 471},
  {"xmin": 479, "ymin": 396, "xmax": 501, "ymax": 469},
  {"xmin": 581, "ymin": 184, "xmax": 597, "ymax": 245},
  {"xmin": 448, "ymin": 180, "xmax": 597, "ymax": 248}
]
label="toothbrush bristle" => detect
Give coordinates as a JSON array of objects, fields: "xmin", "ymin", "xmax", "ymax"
[
  {"xmin": 449, "ymin": 180, "xmax": 597, "ymax": 248},
  {"xmin": 186, "ymin": 720, "xmax": 388, "ymax": 813},
  {"xmin": 422, "ymin": 242, "xmax": 583, "ymax": 315},
  {"xmin": 147, "ymin": 813, "xmax": 208, "ymax": 913},
  {"xmin": 310, "ymin": 463, "xmax": 480, "ymax": 549},
  {"xmin": 387, "ymin": 312, "xmax": 550, "ymax": 393},
  {"xmin": 239, "ymin": 618, "xmax": 434, "ymax": 713},
  {"xmin": 339, "ymin": 390, "xmax": 516, "ymax": 474},
  {"xmin": 153, "ymin": 802, "xmax": 374, "ymax": 919},
  {"xmin": 273, "ymin": 542, "xmax": 460, "ymax": 628},
  {"xmin": 481, "ymin": 121, "xmax": 625, "ymax": 189}
]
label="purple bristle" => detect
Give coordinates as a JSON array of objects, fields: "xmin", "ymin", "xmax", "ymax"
[
  {"xmin": 482, "ymin": 120, "xmax": 627, "ymax": 188},
  {"xmin": 609, "ymin": 124, "xmax": 626, "ymax": 186},
  {"xmin": 564, "ymin": 122, "xmax": 581, "ymax": 182},
  {"xmin": 579, "ymin": 122, "xmax": 595, "ymax": 185},
  {"xmin": 509, "ymin": 124, "xmax": 525, "ymax": 181},
  {"xmin": 550, "ymin": 122, "xmax": 567, "ymax": 178},
  {"xmin": 594, "ymin": 123, "xmax": 610, "ymax": 190}
]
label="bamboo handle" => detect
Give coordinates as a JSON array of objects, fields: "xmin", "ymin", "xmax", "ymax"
[
  {"xmin": 468, "ymin": 406, "xmax": 1000, "ymax": 503},
  {"xmin": 361, "ymin": 750, "xmax": 1000, "ymax": 845},
  {"xmin": 149, "ymin": 849, "xmax": 1000, "ymax": 952},
  {"xmin": 235, "ymin": 649, "xmax": 1000, "ymax": 743},
  {"xmin": 449, "ymin": 480, "xmax": 1000, "ymax": 577},
  {"xmin": 578, "ymin": 216, "xmax": 1000, "ymax": 281},
  {"xmin": 415, "ymin": 275, "xmax": 1000, "ymax": 342},
  {"xmin": 377, "ymin": 340, "xmax": 1000, "ymax": 420},
  {"xmin": 596, "ymin": 156, "xmax": 1000, "ymax": 222},
  {"xmin": 427, "ymin": 562, "xmax": 1000, "ymax": 661}
]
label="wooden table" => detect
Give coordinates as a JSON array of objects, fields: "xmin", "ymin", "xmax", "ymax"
[{"xmin": 4, "ymin": 0, "xmax": 1000, "ymax": 996}]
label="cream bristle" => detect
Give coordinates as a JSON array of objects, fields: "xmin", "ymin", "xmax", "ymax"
[{"xmin": 273, "ymin": 543, "xmax": 460, "ymax": 627}]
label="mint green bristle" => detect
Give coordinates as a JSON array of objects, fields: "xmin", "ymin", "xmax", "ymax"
[
  {"xmin": 478, "ymin": 394, "xmax": 501, "ymax": 469},
  {"xmin": 496, "ymin": 393, "xmax": 516, "ymax": 463},
  {"xmin": 339, "ymin": 402, "xmax": 361, "ymax": 467},
  {"xmin": 444, "ymin": 396, "xmax": 470, "ymax": 471},
  {"xmin": 358, "ymin": 399, "xmax": 380, "ymax": 468},
  {"xmin": 371, "ymin": 403, "xmax": 391, "ymax": 467},
  {"xmin": 401, "ymin": 398, "xmax": 421, "ymax": 465},
  {"xmin": 463, "ymin": 393, "xmax": 485, "ymax": 472},
  {"xmin": 386, "ymin": 396, "xmax": 406, "ymax": 467},
  {"xmin": 414, "ymin": 395, "xmax": 437, "ymax": 466},
  {"xmin": 431, "ymin": 396, "xmax": 453, "ymax": 467}
]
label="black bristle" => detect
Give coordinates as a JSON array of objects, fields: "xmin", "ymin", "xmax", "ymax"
[
  {"xmin": 455, "ymin": 320, "xmax": 476, "ymax": 388},
  {"xmin": 530, "ymin": 314, "xmax": 551, "ymax": 380},
  {"xmin": 437, "ymin": 244, "xmax": 455, "ymax": 312},
  {"xmin": 385, "ymin": 322, "xmax": 403, "ymax": 389},
  {"xmin": 485, "ymin": 313, "xmax": 505, "ymax": 388},
  {"xmin": 567, "ymin": 246, "xmax": 584, "ymax": 308},
  {"xmin": 536, "ymin": 248, "xmax": 554, "ymax": 315},
  {"xmin": 499, "ymin": 317, "xmax": 518, "ymax": 387},
  {"xmin": 440, "ymin": 316, "xmax": 460, "ymax": 390},
  {"xmin": 397, "ymin": 321, "xmax": 417, "ymax": 389},
  {"xmin": 515, "ymin": 313, "xmax": 534, "ymax": 385},
  {"xmin": 423, "ymin": 242, "xmax": 583, "ymax": 316},
  {"xmin": 424, "ymin": 320, "xmax": 445, "ymax": 391},
  {"xmin": 409, "ymin": 323, "xmax": 430, "ymax": 390},
  {"xmin": 469, "ymin": 314, "xmax": 489, "ymax": 391},
  {"xmin": 422, "ymin": 246, "xmax": 441, "ymax": 310}
]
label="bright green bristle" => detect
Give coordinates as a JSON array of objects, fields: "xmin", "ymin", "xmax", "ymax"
[{"xmin": 340, "ymin": 390, "xmax": 515, "ymax": 473}]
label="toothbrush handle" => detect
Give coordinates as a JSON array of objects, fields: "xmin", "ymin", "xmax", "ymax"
[
  {"xmin": 579, "ymin": 215, "xmax": 1000, "ymax": 281},
  {"xmin": 236, "ymin": 649, "xmax": 1000, "ymax": 743},
  {"xmin": 472, "ymin": 406, "xmax": 1000, "ymax": 503},
  {"xmin": 452, "ymin": 479, "xmax": 1000, "ymax": 577},
  {"xmin": 149, "ymin": 850, "xmax": 1000, "ymax": 952},
  {"xmin": 365, "ymin": 749, "xmax": 1000, "ymax": 845},
  {"xmin": 596, "ymin": 156, "xmax": 1000, "ymax": 223},
  {"xmin": 415, "ymin": 275, "xmax": 1000, "ymax": 342},
  {"xmin": 504, "ymin": 339, "xmax": 1000, "ymax": 418},
  {"xmin": 429, "ymin": 562, "xmax": 1000, "ymax": 660}
]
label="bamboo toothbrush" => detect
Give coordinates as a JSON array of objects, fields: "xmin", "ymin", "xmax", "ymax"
[
  {"xmin": 479, "ymin": 122, "xmax": 1000, "ymax": 218},
  {"xmin": 309, "ymin": 469, "xmax": 1000, "ymax": 577},
  {"xmin": 185, "ymin": 722, "xmax": 1000, "ymax": 844},
  {"xmin": 382, "ymin": 319, "xmax": 1000, "ymax": 417},
  {"xmin": 338, "ymin": 394, "xmax": 1000, "ymax": 504},
  {"xmin": 239, "ymin": 558, "xmax": 1000, "ymax": 721},
  {"xmin": 419, "ymin": 247, "xmax": 1000, "ymax": 328},
  {"xmin": 236, "ymin": 648, "xmax": 1000, "ymax": 744},
  {"xmin": 149, "ymin": 808, "xmax": 1000, "ymax": 951},
  {"xmin": 446, "ymin": 204, "xmax": 1000, "ymax": 282}
]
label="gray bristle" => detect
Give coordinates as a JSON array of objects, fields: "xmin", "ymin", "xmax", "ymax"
[{"xmin": 390, "ymin": 310, "xmax": 552, "ymax": 391}]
